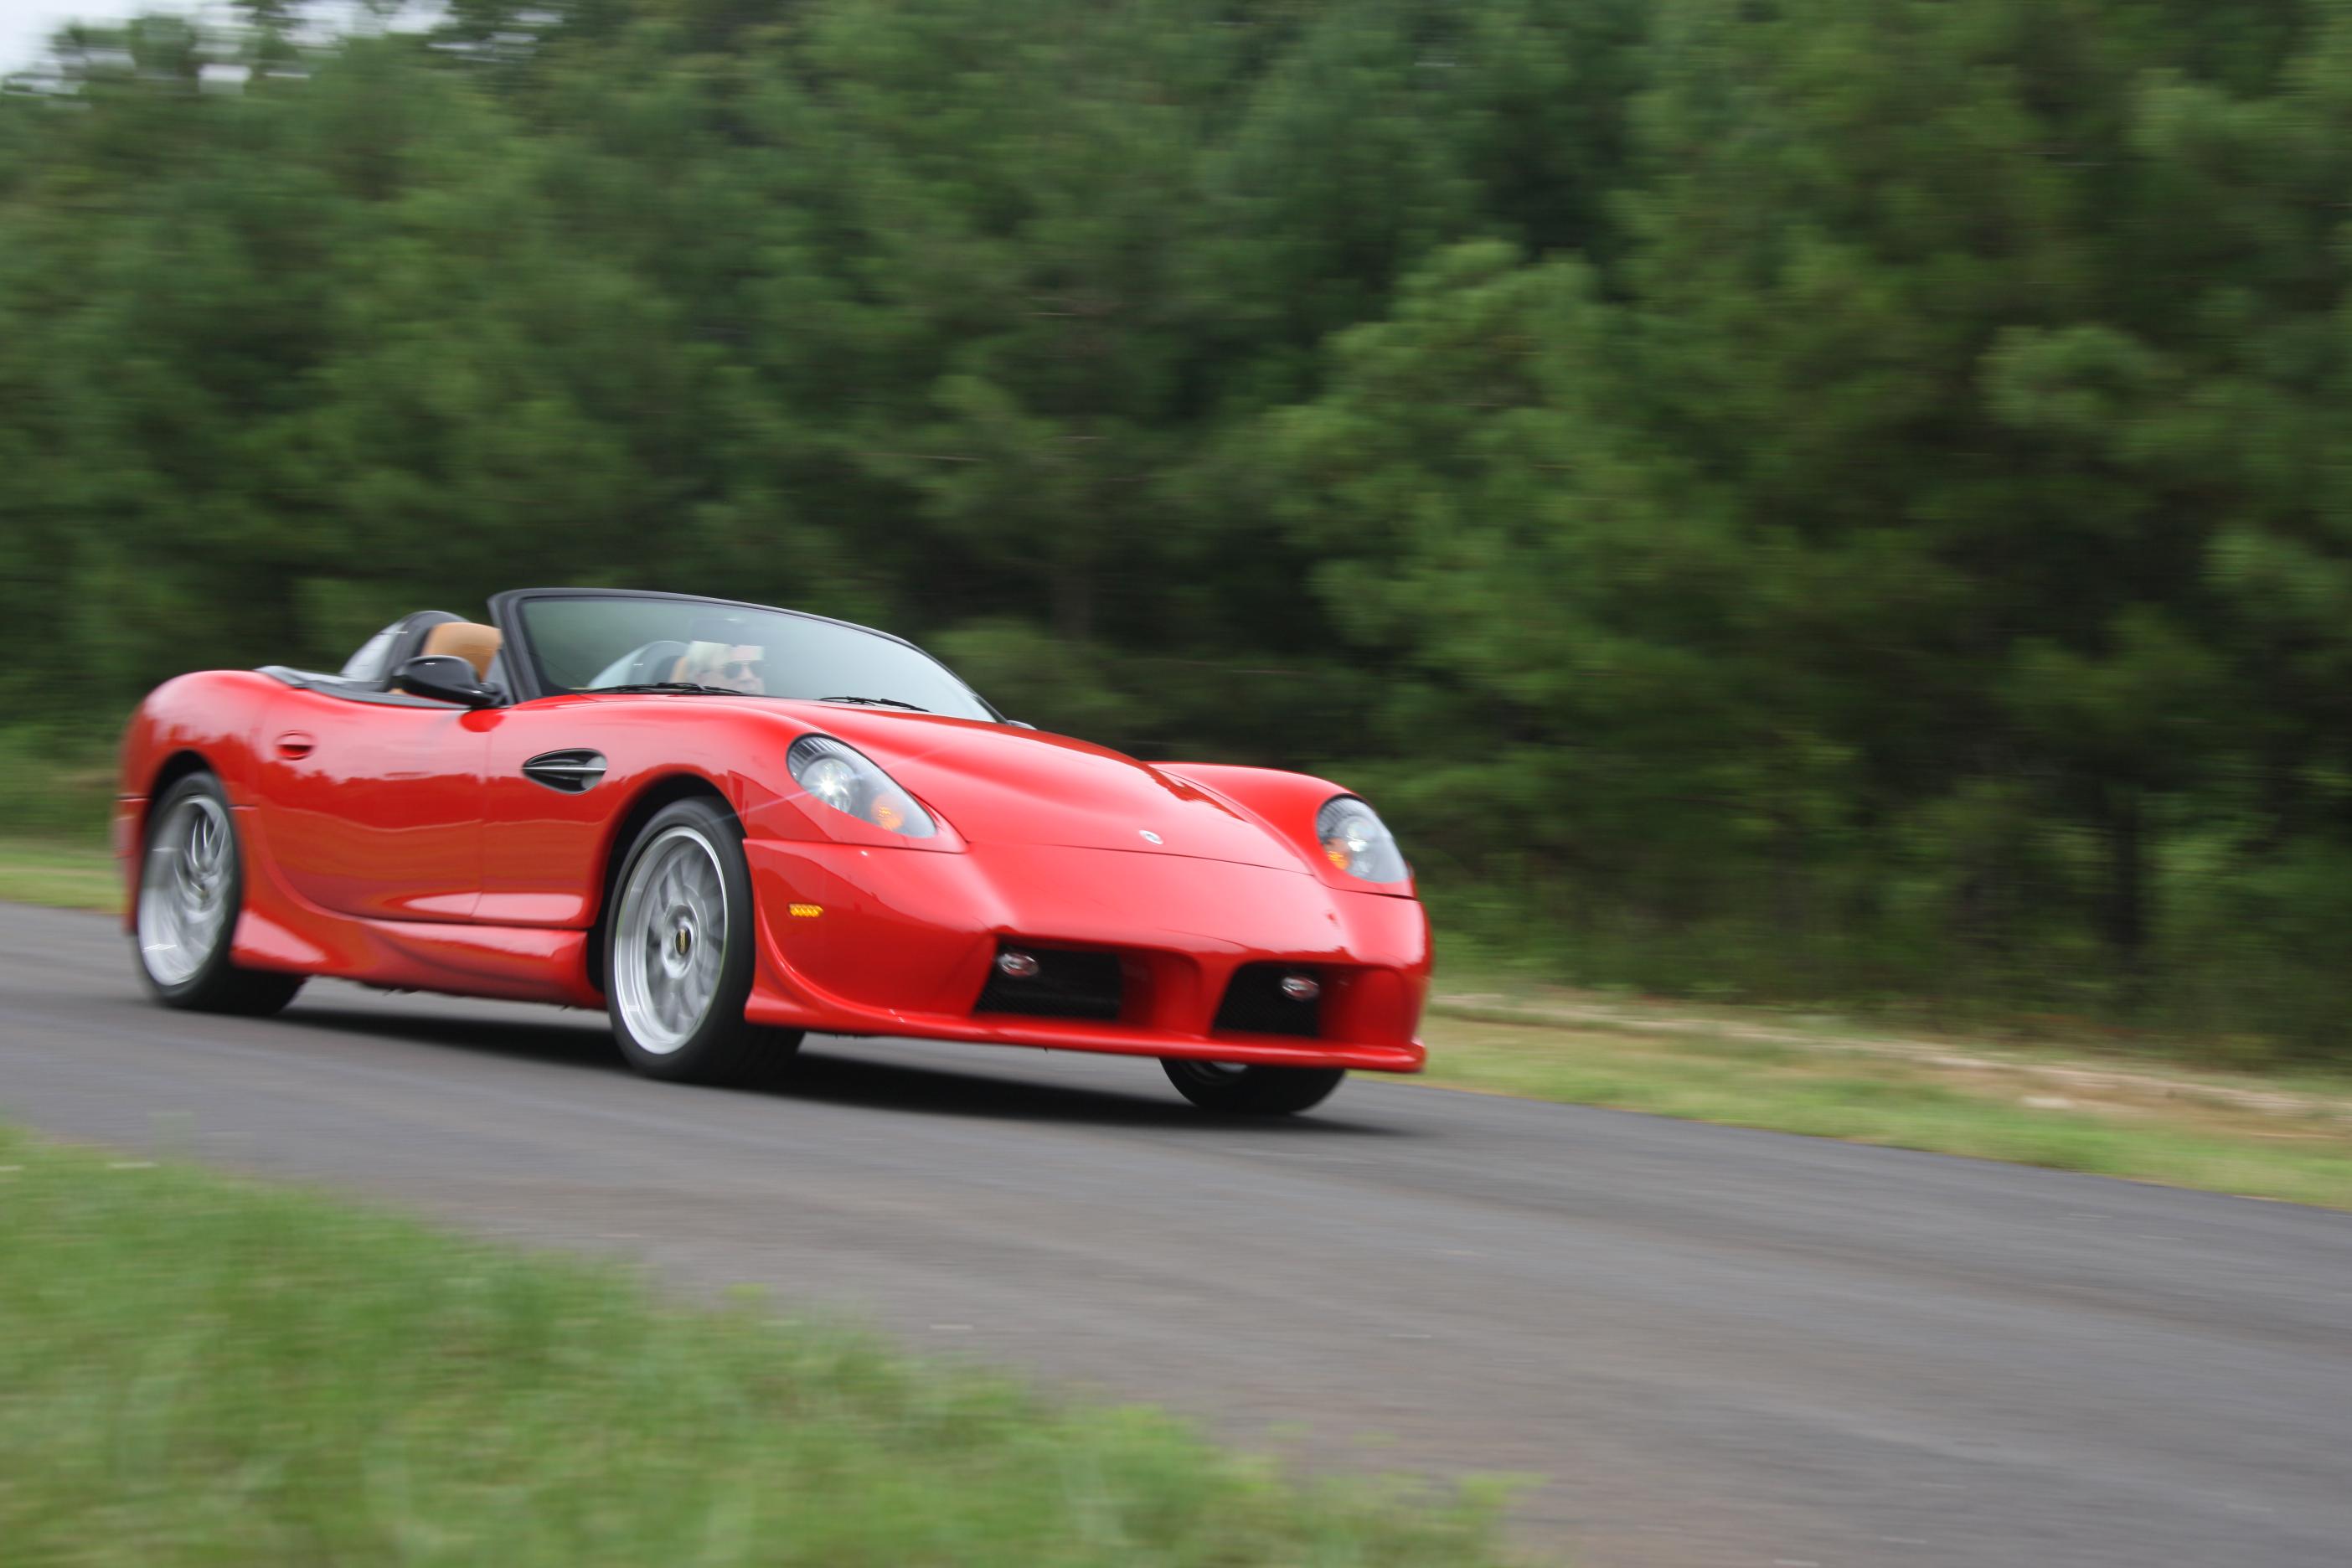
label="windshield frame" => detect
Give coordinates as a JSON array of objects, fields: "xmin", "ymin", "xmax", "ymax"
[{"xmin": 487, "ymin": 588, "xmax": 1003, "ymax": 719}]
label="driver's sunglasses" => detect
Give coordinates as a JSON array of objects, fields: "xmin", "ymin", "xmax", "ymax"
[{"xmin": 720, "ymin": 659, "xmax": 764, "ymax": 680}]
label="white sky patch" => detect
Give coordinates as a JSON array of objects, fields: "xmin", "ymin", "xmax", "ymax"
[
  {"xmin": 0, "ymin": 0, "xmax": 185, "ymax": 71},
  {"xmin": 3, "ymin": 0, "xmax": 433, "ymax": 75}
]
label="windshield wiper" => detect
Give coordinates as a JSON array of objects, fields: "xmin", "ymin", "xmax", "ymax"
[
  {"xmin": 590, "ymin": 685, "xmax": 931, "ymax": 711},
  {"xmin": 817, "ymin": 694, "xmax": 929, "ymax": 712}
]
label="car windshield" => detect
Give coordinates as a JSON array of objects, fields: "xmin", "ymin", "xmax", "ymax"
[{"xmin": 513, "ymin": 596, "xmax": 998, "ymax": 721}]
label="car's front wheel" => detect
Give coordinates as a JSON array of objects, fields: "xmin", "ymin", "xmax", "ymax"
[
  {"xmin": 606, "ymin": 797, "xmax": 802, "ymax": 1084},
  {"xmin": 1160, "ymin": 1059, "xmax": 1345, "ymax": 1115},
  {"xmin": 134, "ymin": 771, "xmax": 306, "ymax": 1016}
]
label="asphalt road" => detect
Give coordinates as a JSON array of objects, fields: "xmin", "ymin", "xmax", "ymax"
[{"xmin": 4, "ymin": 903, "xmax": 2349, "ymax": 1566}]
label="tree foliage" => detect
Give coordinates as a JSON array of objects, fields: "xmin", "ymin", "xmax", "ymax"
[{"xmin": 9, "ymin": 0, "xmax": 2352, "ymax": 1050}]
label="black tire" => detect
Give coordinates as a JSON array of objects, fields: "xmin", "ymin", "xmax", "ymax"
[
  {"xmin": 132, "ymin": 772, "xmax": 306, "ymax": 1017},
  {"xmin": 604, "ymin": 796, "xmax": 802, "ymax": 1084},
  {"xmin": 1161, "ymin": 1059, "xmax": 1346, "ymax": 1115}
]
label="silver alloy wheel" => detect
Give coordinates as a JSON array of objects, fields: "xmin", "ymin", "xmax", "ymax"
[
  {"xmin": 611, "ymin": 824, "xmax": 730, "ymax": 1055},
  {"xmin": 137, "ymin": 793, "xmax": 234, "ymax": 987}
]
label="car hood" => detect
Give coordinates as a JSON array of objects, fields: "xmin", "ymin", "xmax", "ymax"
[{"xmin": 766, "ymin": 705, "xmax": 1308, "ymax": 871}]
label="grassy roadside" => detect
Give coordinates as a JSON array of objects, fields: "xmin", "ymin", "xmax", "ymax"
[
  {"xmin": 0, "ymin": 836, "xmax": 117, "ymax": 913},
  {"xmin": 0, "ymin": 1124, "xmax": 1505, "ymax": 1567},
  {"xmin": 11, "ymin": 836, "xmax": 2347, "ymax": 1209},
  {"xmin": 1411, "ymin": 1000, "xmax": 2352, "ymax": 1209}
]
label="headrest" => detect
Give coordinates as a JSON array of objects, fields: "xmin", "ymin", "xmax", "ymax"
[{"xmin": 420, "ymin": 621, "xmax": 503, "ymax": 681}]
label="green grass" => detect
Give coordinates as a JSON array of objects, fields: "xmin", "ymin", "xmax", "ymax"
[
  {"xmin": 0, "ymin": 1125, "xmax": 1507, "ymax": 1568},
  {"xmin": 0, "ymin": 727, "xmax": 116, "ymax": 841},
  {"xmin": 0, "ymin": 837, "xmax": 118, "ymax": 913},
  {"xmin": 1412, "ymin": 1009, "xmax": 2352, "ymax": 1210}
]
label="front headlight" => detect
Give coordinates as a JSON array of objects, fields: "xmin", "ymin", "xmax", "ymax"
[
  {"xmin": 787, "ymin": 735, "xmax": 936, "ymax": 838},
  {"xmin": 1316, "ymin": 796, "xmax": 1408, "ymax": 883}
]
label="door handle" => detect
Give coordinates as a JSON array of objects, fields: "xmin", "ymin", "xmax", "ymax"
[
  {"xmin": 273, "ymin": 732, "xmax": 317, "ymax": 760},
  {"xmin": 521, "ymin": 750, "xmax": 607, "ymax": 792}
]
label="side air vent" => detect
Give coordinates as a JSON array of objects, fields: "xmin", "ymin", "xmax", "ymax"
[
  {"xmin": 974, "ymin": 944, "xmax": 1123, "ymax": 1021},
  {"xmin": 1213, "ymin": 964, "xmax": 1323, "ymax": 1038},
  {"xmin": 521, "ymin": 750, "xmax": 608, "ymax": 793}
]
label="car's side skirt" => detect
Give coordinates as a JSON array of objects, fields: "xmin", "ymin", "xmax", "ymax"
[{"xmin": 227, "ymin": 811, "xmax": 601, "ymax": 1007}]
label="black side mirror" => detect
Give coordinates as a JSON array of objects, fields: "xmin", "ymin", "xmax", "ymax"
[{"xmin": 395, "ymin": 655, "xmax": 500, "ymax": 709}]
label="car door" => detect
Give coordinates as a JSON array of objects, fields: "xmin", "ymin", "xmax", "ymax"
[
  {"xmin": 471, "ymin": 696, "xmax": 633, "ymax": 926},
  {"xmin": 252, "ymin": 683, "xmax": 492, "ymax": 921}
]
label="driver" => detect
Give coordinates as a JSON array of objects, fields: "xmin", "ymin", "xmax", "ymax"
[{"xmin": 683, "ymin": 641, "xmax": 766, "ymax": 694}]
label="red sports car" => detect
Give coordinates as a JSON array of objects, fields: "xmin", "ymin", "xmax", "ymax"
[{"xmin": 117, "ymin": 590, "xmax": 1429, "ymax": 1112}]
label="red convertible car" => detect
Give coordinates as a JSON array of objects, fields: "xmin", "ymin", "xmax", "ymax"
[{"xmin": 117, "ymin": 589, "xmax": 1429, "ymax": 1112}]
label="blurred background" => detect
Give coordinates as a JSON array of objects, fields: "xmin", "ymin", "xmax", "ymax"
[{"xmin": 7, "ymin": 0, "xmax": 2352, "ymax": 1060}]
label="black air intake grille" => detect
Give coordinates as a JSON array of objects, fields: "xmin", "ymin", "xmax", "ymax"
[
  {"xmin": 1213, "ymin": 964, "xmax": 1323, "ymax": 1038},
  {"xmin": 975, "ymin": 945, "xmax": 1123, "ymax": 1021}
]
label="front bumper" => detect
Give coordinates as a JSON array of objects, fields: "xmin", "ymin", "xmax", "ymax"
[{"xmin": 740, "ymin": 838, "xmax": 1429, "ymax": 1072}]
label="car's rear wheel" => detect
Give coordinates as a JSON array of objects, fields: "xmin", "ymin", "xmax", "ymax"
[
  {"xmin": 1160, "ymin": 1058, "xmax": 1345, "ymax": 1115},
  {"xmin": 134, "ymin": 772, "xmax": 306, "ymax": 1016},
  {"xmin": 606, "ymin": 797, "xmax": 801, "ymax": 1084}
]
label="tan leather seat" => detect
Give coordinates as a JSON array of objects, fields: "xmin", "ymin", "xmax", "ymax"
[{"xmin": 420, "ymin": 621, "xmax": 503, "ymax": 680}]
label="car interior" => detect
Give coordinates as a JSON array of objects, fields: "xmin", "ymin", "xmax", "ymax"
[
  {"xmin": 260, "ymin": 611, "xmax": 508, "ymax": 704},
  {"xmin": 346, "ymin": 612, "xmax": 501, "ymax": 686},
  {"xmin": 418, "ymin": 620, "xmax": 503, "ymax": 682}
]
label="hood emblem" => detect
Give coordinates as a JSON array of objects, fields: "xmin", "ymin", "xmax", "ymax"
[{"xmin": 1138, "ymin": 829, "xmax": 1163, "ymax": 845}]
